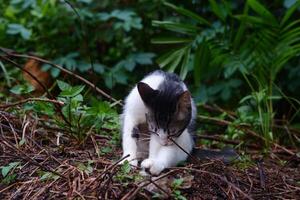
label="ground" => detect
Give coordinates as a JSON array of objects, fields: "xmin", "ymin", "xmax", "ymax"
[{"xmin": 0, "ymin": 111, "xmax": 299, "ymax": 200}]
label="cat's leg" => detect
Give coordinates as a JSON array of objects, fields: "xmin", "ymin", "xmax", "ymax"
[
  {"xmin": 141, "ymin": 130, "xmax": 193, "ymax": 175},
  {"xmin": 121, "ymin": 114, "xmax": 139, "ymax": 166},
  {"xmin": 140, "ymin": 134, "xmax": 161, "ymax": 169}
]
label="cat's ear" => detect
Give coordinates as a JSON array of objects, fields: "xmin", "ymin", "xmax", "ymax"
[
  {"xmin": 137, "ymin": 82, "xmax": 158, "ymax": 105},
  {"xmin": 176, "ymin": 91, "xmax": 191, "ymax": 120}
]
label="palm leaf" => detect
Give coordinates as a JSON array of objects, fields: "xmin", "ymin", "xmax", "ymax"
[
  {"xmin": 164, "ymin": 2, "xmax": 210, "ymax": 26},
  {"xmin": 152, "ymin": 20, "xmax": 199, "ymax": 35}
]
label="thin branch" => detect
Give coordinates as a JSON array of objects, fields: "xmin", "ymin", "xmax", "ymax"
[
  {"xmin": 196, "ymin": 134, "xmax": 259, "ymax": 148},
  {"xmin": 168, "ymin": 137, "xmax": 199, "ymax": 163},
  {"xmin": 0, "ymin": 98, "xmax": 64, "ymax": 109},
  {"xmin": 0, "ymin": 52, "xmax": 71, "ymax": 126},
  {"xmin": 198, "ymin": 115, "xmax": 296, "ymax": 155},
  {"xmin": 0, "ymin": 47, "xmax": 123, "ymax": 106},
  {"xmin": 170, "ymin": 166, "xmax": 253, "ymax": 200}
]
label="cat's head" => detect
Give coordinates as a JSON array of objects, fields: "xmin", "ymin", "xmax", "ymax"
[{"xmin": 137, "ymin": 82, "xmax": 191, "ymax": 146}]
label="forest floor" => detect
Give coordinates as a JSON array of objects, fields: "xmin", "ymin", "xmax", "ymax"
[{"xmin": 0, "ymin": 111, "xmax": 299, "ymax": 200}]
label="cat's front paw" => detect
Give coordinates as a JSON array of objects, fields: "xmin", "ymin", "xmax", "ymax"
[{"xmin": 141, "ymin": 158, "xmax": 165, "ymax": 175}]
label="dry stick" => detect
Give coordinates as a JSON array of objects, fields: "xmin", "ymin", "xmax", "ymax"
[
  {"xmin": 0, "ymin": 139, "xmax": 67, "ymax": 180},
  {"xmin": 198, "ymin": 115, "xmax": 295, "ymax": 156},
  {"xmin": 26, "ymin": 136, "xmax": 63, "ymax": 166},
  {"xmin": 62, "ymin": 0, "xmax": 99, "ymax": 99},
  {"xmin": 120, "ymin": 169, "xmax": 179, "ymax": 200},
  {"xmin": 0, "ymin": 98, "xmax": 64, "ymax": 109},
  {"xmin": 171, "ymin": 167, "xmax": 253, "ymax": 200},
  {"xmin": 0, "ymin": 54, "xmax": 72, "ymax": 127},
  {"xmin": 0, "ymin": 112, "xmax": 20, "ymax": 145},
  {"xmin": 201, "ymin": 104, "xmax": 236, "ymax": 120},
  {"xmin": 196, "ymin": 134, "xmax": 259, "ymax": 148},
  {"xmin": 0, "ymin": 54, "xmax": 52, "ymax": 98},
  {"xmin": 80, "ymin": 154, "xmax": 130, "ymax": 193},
  {"xmin": 168, "ymin": 137, "xmax": 199, "ymax": 163},
  {"xmin": 257, "ymin": 160, "xmax": 266, "ymax": 191},
  {"xmin": 0, "ymin": 47, "xmax": 123, "ymax": 106},
  {"xmin": 0, "ymin": 182, "xmax": 19, "ymax": 194},
  {"xmin": 148, "ymin": 178, "xmax": 171, "ymax": 197}
]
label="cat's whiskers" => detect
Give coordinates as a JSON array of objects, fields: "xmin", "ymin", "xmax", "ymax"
[
  {"xmin": 148, "ymin": 130, "xmax": 159, "ymax": 136},
  {"xmin": 138, "ymin": 138, "xmax": 151, "ymax": 142}
]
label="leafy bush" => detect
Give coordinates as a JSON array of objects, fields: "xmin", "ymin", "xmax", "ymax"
[
  {"xmin": 0, "ymin": 0, "xmax": 159, "ymax": 91},
  {"xmin": 153, "ymin": 0, "xmax": 300, "ymax": 146}
]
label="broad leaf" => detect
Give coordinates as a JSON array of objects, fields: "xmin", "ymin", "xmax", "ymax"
[{"xmin": 60, "ymin": 85, "xmax": 85, "ymax": 97}]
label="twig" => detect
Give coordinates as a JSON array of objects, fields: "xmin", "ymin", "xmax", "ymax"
[
  {"xmin": 0, "ymin": 139, "xmax": 67, "ymax": 180},
  {"xmin": 148, "ymin": 178, "xmax": 171, "ymax": 197},
  {"xmin": 257, "ymin": 160, "xmax": 266, "ymax": 190},
  {"xmin": 0, "ymin": 54, "xmax": 52, "ymax": 98},
  {"xmin": 120, "ymin": 169, "xmax": 179, "ymax": 200},
  {"xmin": 196, "ymin": 134, "xmax": 259, "ymax": 148},
  {"xmin": 168, "ymin": 137, "xmax": 199, "ymax": 163},
  {"xmin": 0, "ymin": 47, "xmax": 123, "ymax": 106},
  {"xmin": 198, "ymin": 115, "xmax": 296, "ymax": 155},
  {"xmin": 0, "ymin": 98, "xmax": 64, "ymax": 109},
  {"xmin": 80, "ymin": 154, "xmax": 130, "ymax": 192},
  {"xmin": 171, "ymin": 166, "xmax": 254, "ymax": 200},
  {"xmin": 200, "ymin": 104, "xmax": 236, "ymax": 120},
  {"xmin": 0, "ymin": 51, "xmax": 71, "ymax": 127}
]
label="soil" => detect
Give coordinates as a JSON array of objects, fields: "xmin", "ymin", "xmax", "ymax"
[{"xmin": 0, "ymin": 111, "xmax": 299, "ymax": 199}]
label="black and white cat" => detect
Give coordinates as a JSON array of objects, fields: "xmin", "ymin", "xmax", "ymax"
[{"xmin": 121, "ymin": 70, "xmax": 196, "ymax": 175}]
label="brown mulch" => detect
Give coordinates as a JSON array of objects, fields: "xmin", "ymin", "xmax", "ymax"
[{"xmin": 0, "ymin": 111, "xmax": 299, "ymax": 200}]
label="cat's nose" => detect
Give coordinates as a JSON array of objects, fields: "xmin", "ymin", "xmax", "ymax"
[{"xmin": 161, "ymin": 139, "xmax": 168, "ymax": 146}]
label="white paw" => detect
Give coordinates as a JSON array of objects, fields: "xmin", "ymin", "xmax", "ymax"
[
  {"xmin": 141, "ymin": 158, "xmax": 154, "ymax": 169},
  {"xmin": 141, "ymin": 159, "xmax": 165, "ymax": 175}
]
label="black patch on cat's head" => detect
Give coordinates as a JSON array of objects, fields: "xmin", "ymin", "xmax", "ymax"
[
  {"xmin": 138, "ymin": 79, "xmax": 190, "ymax": 130},
  {"xmin": 137, "ymin": 82, "xmax": 158, "ymax": 105}
]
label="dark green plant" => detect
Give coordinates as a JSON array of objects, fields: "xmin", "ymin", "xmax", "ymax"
[
  {"xmin": 115, "ymin": 160, "xmax": 143, "ymax": 185},
  {"xmin": 171, "ymin": 178, "xmax": 187, "ymax": 200},
  {"xmin": 1, "ymin": 161, "xmax": 21, "ymax": 185},
  {"xmin": 0, "ymin": 0, "xmax": 159, "ymax": 92},
  {"xmin": 153, "ymin": 0, "xmax": 300, "ymax": 147},
  {"xmin": 55, "ymin": 80, "xmax": 120, "ymax": 142}
]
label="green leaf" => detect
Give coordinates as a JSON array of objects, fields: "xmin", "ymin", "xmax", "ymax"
[
  {"xmin": 194, "ymin": 42, "xmax": 210, "ymax": 86},
  {"xmin": 247, "ymin": 0, "xmax": 278, "ymax": 25},
  {"xmin": 100, "ymin": 146, "xmax": 112, "ymax": 155},
  {"xmin": 134, "ymin": 53, "xmax": 155, "ymax": 65},
  {"xmin": 164, "ymin": 2, "xmax": 210, "ymax": 26},
  {"xmin": 40, "ymin": 172, "xmax": 59, "ymax": 181},
  {"xmin": 93, "ymin": 63, "xmax": 106, "ymax": 74},
  {"xmin": 57, "ymin": 80, "xmax": 71, "ymax": 91},
  {"xmin": 6, "ymin": 23, "xmax": 32, "ymax": 40},
  {"xmin": 0, "ymin": 61, "xmax": 11, "ymax": 87},
  {"xmin": 10, "ymin": 84, "xmax": 34, "ymax": 94},
  {"xmin": 281, "ymin": 1, "xmax": 300, "ymax": 26},
  {"xmin": 179, "ymin": 47, "xmax": 191, "ymax": 80},
  {"xmin": 152, "ymin": 20, "xmax": 199, "ymax": 35},
  {"xmin": 1, "ymin": 162, "xmax": 20, "ymax": 177},
  {"xmin": 165, "ymin": 48, "xmax": 186, "ymax": 73},
  {"xmin": 172, "ymin": 178, "xmax": 184, "ymax": 188},
  {"xmin": 60, "ymin": 85, "xmax": 85, "ymax": 97},
  {"xmin": 151, "ymin": 37, "xmax": 193, "ymax": 44},
  {"xmin": 209, "ymin": 0, "xmax": 227, "ymax": 22},
  {"xmin": 157, "ymin": 47, "xmax": 185, "ymax": 69},
  {"xmin": 121, "ymin": 160, "xmax": 131, "ymax": 174},
  {"xmin": 234, "ymin": 15, "xmax": 269, "ymax": 26}
]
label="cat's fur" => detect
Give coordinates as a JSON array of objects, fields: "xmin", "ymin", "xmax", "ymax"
[{"xmin": 121, "ymin": 70, "xmax": 196, "ymax": 175}]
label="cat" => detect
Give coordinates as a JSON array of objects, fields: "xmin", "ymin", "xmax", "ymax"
[{"xmin": 121, "ymin": 70, "xmax": 196, "ymax": 175}]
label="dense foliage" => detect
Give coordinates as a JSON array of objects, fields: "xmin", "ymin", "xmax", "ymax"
[{"xmin": 0, "ymin": 0, "xmax": 299, "ymax": 148}]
